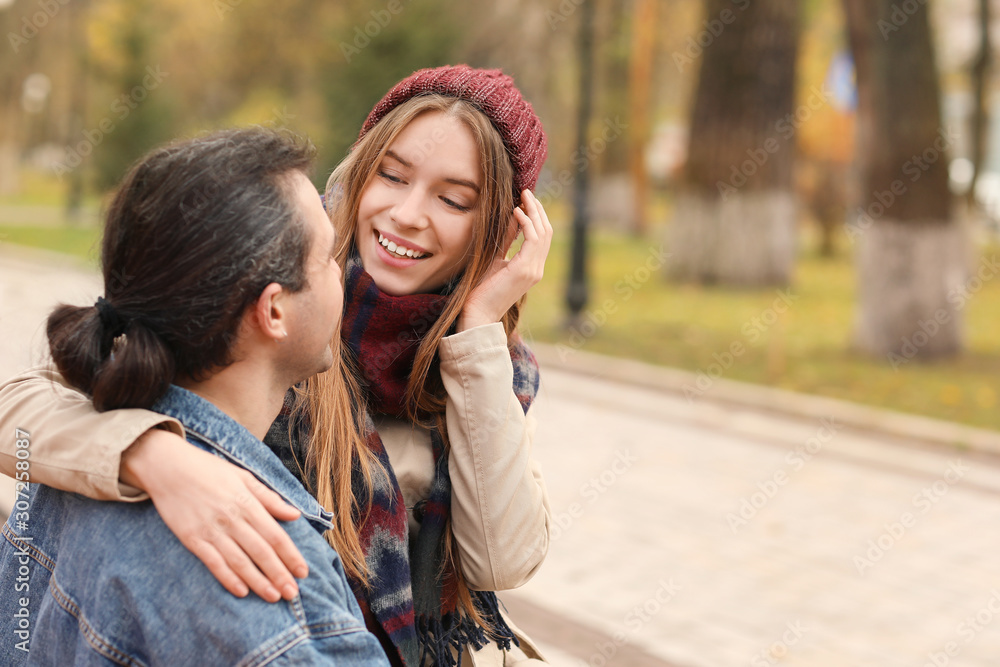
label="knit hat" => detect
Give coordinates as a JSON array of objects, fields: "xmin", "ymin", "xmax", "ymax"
[{"xmin": 359, "ymin": 65, "xmax": 548, "ymax": 195}]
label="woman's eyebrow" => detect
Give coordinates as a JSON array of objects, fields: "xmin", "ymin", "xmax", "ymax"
[
  {"xmin": 385, "ymin": 149, "xmax": 480, "ymax": 194},
  {"xmin": 444, "ymin": 177, "xmax": 480, "ymax": 194},
  {"xmin": 384, "ymin": 150, "xmax": 411, "ymax": 168}
]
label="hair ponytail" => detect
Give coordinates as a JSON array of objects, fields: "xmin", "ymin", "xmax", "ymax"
[
  {"xmin": 46, "ymin": 304, "xmax": 106, "ymax": 398},
  {"xmin": 47, "ymin": 303, "xmax": 176, "ymax": 412}
]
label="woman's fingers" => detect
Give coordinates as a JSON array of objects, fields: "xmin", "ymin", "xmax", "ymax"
[
  {"xmin": 253, "ymin": 479, "xmax": 302, "ymax": 523},
  {"xmin": 248, "ymin": 480, "xmax": 309, "ymax": 579},
  {"xmin": 227, "ymin": 518, "xmax": 299, "ymax": 601},
  {"xmin": 131, "ymin": 432, "xmax": 308, "ymax": 603},
  {"xmin": 201, "ymin": 473, "xmax": 303, "ymax": 601},
  {"xmin": 184, "ymin": 538, "xmax": 249, "ymax": 599},
  {"xmin": 534, "ymin": 191, "xmax": 553, "ymax": 237},
  {"xmin": 185, "ymin": 478, "xmax": 302, "ymax": 602},
  {"xmin": 212, "ymin": 531, "xmax": 282, "ymax": 602},
  {"xmin": 510, "ymin": 191, "xmax": 550, "ymax": 282},
  {"xmin": 518, "ymin": 191, "xmax": 540, "ymax": 241},
  {"xmin": 503, "ymin": 209, "xmax": 521, "ymax": 256}
]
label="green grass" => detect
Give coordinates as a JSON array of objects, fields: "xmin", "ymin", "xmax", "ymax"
[
  {"xmin": 0, "ymin": 169, "xmax": 102, "ymax": 208},
  {"xmin": 0, "ymin": 226, "xmax": 101, "ymax": 264},
  {"xmin": 4, "ymin": 214, "xmax": 999, "ymax": 431},
  {"xmin": 521, "ymin": 229, "xmax": 1000, "ymax": 431}
]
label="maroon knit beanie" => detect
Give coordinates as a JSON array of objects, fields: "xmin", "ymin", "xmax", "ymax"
[{"xmin": 359, "ymin": 65, "xmax": 548, "ymax": 195}]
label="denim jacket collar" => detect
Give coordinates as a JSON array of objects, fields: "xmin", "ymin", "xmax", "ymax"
[{"xmin": 153, "ymin": 385, "xmax": 334, "ymax": 533}]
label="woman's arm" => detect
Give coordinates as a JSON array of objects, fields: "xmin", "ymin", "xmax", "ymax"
[
  {"xmin": 0, "ymin": 365, "xmax": 308, "ymax": 602},
  {"xmin": 440, "ymin": 323, "xmax": 551, "ymax": 591},
  {"xmin": 0, "ymin": 365, "xmax": 179, "ymax": 500}
]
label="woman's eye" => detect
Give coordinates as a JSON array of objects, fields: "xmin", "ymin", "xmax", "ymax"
[
  {"xmin": 378, "ymin": 170, "xmax": 403, "ymax": 184},
  {"xmin": 442, "ymin": 197, "xmax": 471, "ymax": 213}
]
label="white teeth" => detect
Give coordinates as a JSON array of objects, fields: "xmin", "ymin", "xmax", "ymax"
[{"xmin": 377, "ymin": 232, "xmax": 426, "ymax": 259}]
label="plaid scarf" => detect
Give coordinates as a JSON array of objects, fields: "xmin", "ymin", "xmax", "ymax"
[{"xmin": 265, "ymin": 261, "xmax": 540, "ymax": 666}]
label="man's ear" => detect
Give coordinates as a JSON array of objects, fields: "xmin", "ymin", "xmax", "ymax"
[{"xmin": 252, "ymin": 282, "xmax": 288, "ymax": 343}]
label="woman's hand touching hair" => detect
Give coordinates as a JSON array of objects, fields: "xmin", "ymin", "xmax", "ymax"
[{"xmin": 458, "ymin": 190, "xmax": 553, "ymax": 332}]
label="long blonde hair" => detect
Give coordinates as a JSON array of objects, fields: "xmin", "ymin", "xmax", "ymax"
[
  {"xmin": 319, "ymin": 94, "xmax": 523, "ymax": 625},
  {"xmin": 296, "ymin": 337, "xmax": 380, "ymax": 586}
]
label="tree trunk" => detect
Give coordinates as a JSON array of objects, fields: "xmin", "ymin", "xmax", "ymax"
[
  {"xmin": 842, "ymin": 0, "xmax": 967, "ymax": 361},
  {"xmin": 627, "ymin": 0, "xmax": 656, "ymax": 236},
  {"xmin": 669, "ymin": 0, "xmax": 800, "ymax": 286}
]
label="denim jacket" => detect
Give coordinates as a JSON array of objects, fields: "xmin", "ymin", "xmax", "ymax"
[{"xmin": 0, "ymin": 385, "xmax": 389, "ymax": 666}]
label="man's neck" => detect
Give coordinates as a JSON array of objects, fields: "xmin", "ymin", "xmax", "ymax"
[{"xmin": 177, "ymin": 362, "xmax": 288, "ymax": 441}]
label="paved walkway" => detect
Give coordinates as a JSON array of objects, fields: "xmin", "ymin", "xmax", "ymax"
[{"xmin": 3, "ymin": 246, "xmax": 1000, "ymax": 666}]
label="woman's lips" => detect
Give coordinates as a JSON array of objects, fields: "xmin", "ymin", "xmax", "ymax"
[
  {"xmin": 376, "ymin": 230, "xmax": 430, "ymax": 257},
  {"xmin": 373, "ymin": 230, "xmax": 427, "ymax": 267}
]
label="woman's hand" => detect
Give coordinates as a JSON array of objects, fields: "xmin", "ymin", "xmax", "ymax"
[
  {"xmin": 458, "ymin": 190, "xmax": 553, "ymax": 332},
  {"xmin": 121, "ymin": 428, "xmax": 308, "ymax": 603}
]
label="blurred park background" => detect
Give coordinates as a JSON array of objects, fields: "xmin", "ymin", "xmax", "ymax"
[{"xmin": 1, "ymin": 0, "xmax": 999, "ymax": 431}]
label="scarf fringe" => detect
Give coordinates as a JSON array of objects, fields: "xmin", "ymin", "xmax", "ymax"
[{"xmin": 416, "ymin": 593, "xmax": 519, "ymax": 667}]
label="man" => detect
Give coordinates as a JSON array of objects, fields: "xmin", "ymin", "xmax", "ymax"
[{"xmin": 0, "ymin": 127, "xmax": 388, "ymax": 665}]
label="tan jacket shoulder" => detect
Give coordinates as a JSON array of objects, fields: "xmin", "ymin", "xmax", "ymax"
[{"xmin": 0, "ymin": 365, "xmax": 182, "ymax": 501}]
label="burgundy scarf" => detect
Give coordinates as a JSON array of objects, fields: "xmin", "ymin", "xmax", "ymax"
[{"xmin": 339, "ymin": 260, "xmax": 540, "ymax": 666}]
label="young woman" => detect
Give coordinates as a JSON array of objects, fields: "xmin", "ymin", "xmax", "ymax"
[{"xmin": 0, "ymin": 65, "xmax": 552, "ymax": 666}]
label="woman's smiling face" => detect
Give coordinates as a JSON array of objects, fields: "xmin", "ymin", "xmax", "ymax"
[{"xmin": 356, "ymin": 110, "xmax": 482, "ymax": 296}]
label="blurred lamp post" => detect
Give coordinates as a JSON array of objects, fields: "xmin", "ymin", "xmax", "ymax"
[{"xmin": 565, "ymin": 0, "xmax": 595, "ymax": 328}]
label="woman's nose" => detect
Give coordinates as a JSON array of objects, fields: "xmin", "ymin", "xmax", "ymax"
[{"xmin": 391, "ymin": 187, "xmax": 429, "ymax": 230}]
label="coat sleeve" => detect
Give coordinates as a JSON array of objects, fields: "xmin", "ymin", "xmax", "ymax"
[
  {"xmin": 0, "ymin": 365, "xmax": 182, "ymax": 501},
  {"xmin": 439, "ymin": 323, "xmax": 551, "ymax": 591}
]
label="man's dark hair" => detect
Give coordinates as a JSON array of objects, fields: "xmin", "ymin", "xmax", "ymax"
[{"xmin": 47, "ymin": 126, "xmax": 318, "ymax": 410}]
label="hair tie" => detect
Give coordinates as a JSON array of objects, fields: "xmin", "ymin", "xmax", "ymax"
[{"xmin": 95, "ymin": 296, "xmax": 130, "ymax": 337}]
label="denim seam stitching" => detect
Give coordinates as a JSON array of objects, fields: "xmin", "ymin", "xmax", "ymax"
[
  {"xmin": 48, "ymin": 577, "xmax": 147, "ymax": 667},
  {"xmin": 303, "ymin": 623, "xmax": 373, "ymax": 638},
  {"xmin": 236, "ymin": 624, "xmax": 310, "ymax": 667},
  {"xmin": 2, "ymin": 523, "xmax": 55, "ymax": 572}
]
